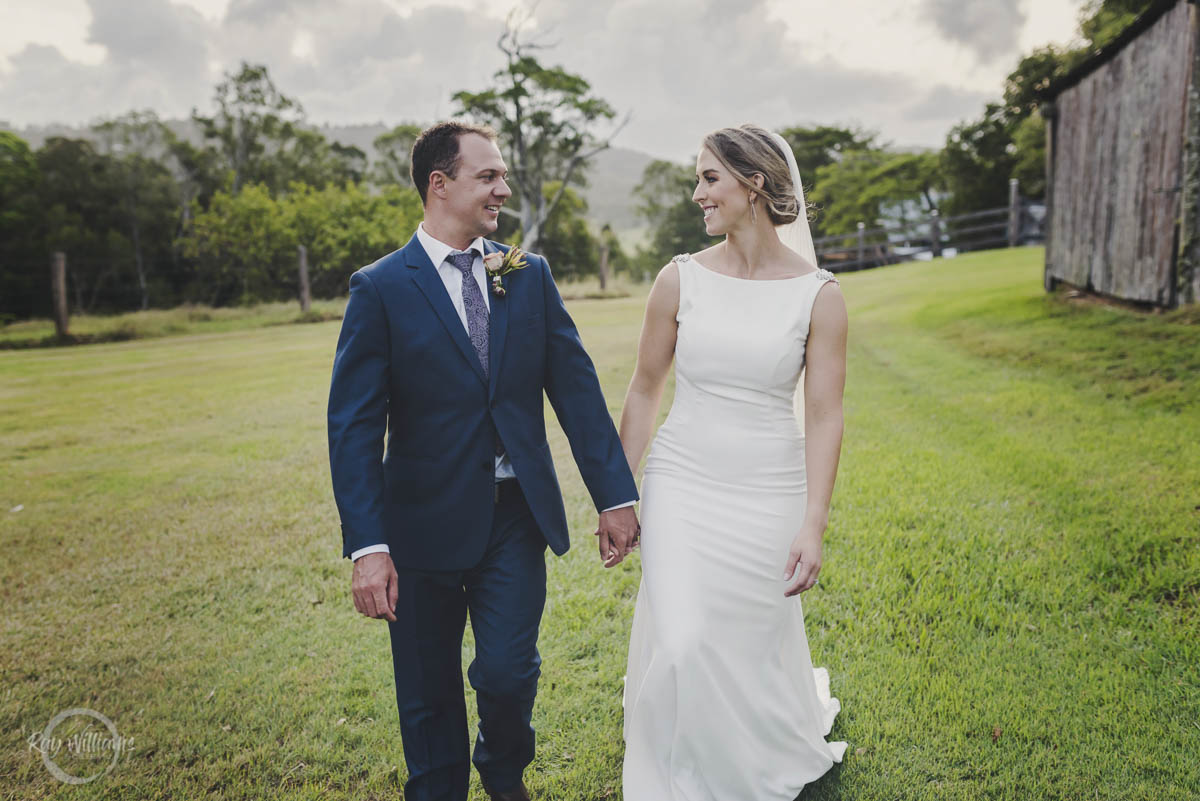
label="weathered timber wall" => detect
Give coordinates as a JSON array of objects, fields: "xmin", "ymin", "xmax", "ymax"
[
  {"xmin": 1178, "ymin": 2, "xmax": 1200, "ymax": 305},
  {"xmin": 1046, "ymin": 0, "xmax": 1194, "ymax": 306}
]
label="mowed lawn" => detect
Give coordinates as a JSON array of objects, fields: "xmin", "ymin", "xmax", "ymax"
[{"xmin": 1, "ymin": 247, "xmax": 1197, "ymax": 800}]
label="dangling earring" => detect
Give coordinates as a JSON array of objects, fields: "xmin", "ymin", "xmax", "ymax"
[{"xmin": 749, "ymin": 193, "xmax": 758, "ymax": 224}]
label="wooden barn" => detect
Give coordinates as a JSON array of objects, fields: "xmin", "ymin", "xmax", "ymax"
[{"xmin": 1042, "ymin": 0, "xmax": 1200, "ymax": 307}]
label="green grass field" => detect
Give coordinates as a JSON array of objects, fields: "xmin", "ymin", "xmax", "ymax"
[
  {"xmin": 0, "ymin": 277, "xmax": 635, "ymax": 350},
  {"xmin": 2, "ymin": 247, "xmax": 1197, "ymax": 800}
]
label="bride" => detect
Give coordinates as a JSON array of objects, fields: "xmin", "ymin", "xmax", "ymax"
[{"xmin": 617, "ymin": 124, "xmax": 849, "ymax": 799}]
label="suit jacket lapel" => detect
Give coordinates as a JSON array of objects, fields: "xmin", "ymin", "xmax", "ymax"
[
  {"xmin": 404, "ymin": 234, "xmax": 488, "ymax": 387},
  {"xmin": 483, "ymin": 240, "xmax": 508, "ymax": 401}
]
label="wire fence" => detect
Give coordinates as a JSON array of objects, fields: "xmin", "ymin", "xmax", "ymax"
[{"xmin": 6, "ymin": 180, "xmax": 1047, "ymax": 326}]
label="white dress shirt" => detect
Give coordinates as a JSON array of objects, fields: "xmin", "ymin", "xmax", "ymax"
[{"xmin": 350, "ymin": 223, "xmax": 634, "ymax": 562}]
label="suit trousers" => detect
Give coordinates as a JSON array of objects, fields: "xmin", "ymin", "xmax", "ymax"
[{"xmin": 387, "ymin": 481, "xmax": 547, "ymax": 801}]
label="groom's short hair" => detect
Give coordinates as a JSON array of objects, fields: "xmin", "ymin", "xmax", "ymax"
[{"xmin": 411, "ymin": 121, "xmax": 498, "ymax": 205}]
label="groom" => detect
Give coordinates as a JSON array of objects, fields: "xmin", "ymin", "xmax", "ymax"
[{"xmin": 327, "ymin": 121, "xmax": 640, "ymax": 801}]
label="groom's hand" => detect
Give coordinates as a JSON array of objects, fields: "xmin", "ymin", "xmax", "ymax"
[
  {"xmin": 352, "ymin": 552, "xmax": 399, "ymax": 622},
  {"xmin": 595, "ymin": 506, "xmax": 640, "ymax": 568}
]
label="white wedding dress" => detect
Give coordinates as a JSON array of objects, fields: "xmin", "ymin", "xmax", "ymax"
[{"xmin": 623, "ymin": 253, "xmax": 848, "ymax": 800}]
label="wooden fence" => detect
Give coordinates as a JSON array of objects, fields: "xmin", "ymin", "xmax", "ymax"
[{"xmin": 815, "ymin": 180, "xmax": 1038, "ymax": 272}]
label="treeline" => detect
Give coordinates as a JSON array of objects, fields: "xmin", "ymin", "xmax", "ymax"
[
  {"xmin": 0, "ymin": 55, "xmax": 625, "ymax": 323},
  {"xmin": 630, "ymin": 0, "xmax": 1155, "ymax": 269},
  {"xmin": 0, "ymin": 1, "xmax": 1150, "ymax": 322}
]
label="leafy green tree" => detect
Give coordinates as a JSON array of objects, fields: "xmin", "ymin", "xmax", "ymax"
[
  {"xmin": 273, "ymin": 129, "xmax": 366, "ymax": 189},
  {"xmin": 937, "ymin": 1, "xmax": 1153, "ymax": 215},
  {"xmin": 1080, "ymin": 0, "xmax": 1155, "ymax": 49},
  {"xmin": 536, "ymin": 182, "xmax": 598, "ymax": 279},
  {"xmin": 778, "ymin": 125, "xmax": 879, "ymax": 191},
  {"xmin": 192, "ymin": 63, "xmax": 362, "ymax": 195},
  {"xmin": 1011, "ymin": 111, "xmax": 1047, "ymax": 200},
  {"xmin": 808, "ymin": 150, "xmax": 941, "ymax": 235},
  {"xmin": 0, "ymin": 131, "xmax": 44, "ymax": 320},
  {"xmin": 181, "ymin": 183, "xmax": 293, "ymax": 306},
  {"xmin": 453, "ymin": 11, "xmax": 625, "ymax": 252},
  {"xmin": 282, "ymin": 182, "xmax": 422, "ymax": 298},
  {"xmin": 34, "ymin": 137, "xmax": 136, "ymax": 312},
  {"xmin": 192, "ymin": 62, "xmax": 306, "ymax": 193},
  {"xmin": 940, "ymin": 103, "xmax": 1019, "ymax": 217},
  {"xmin": 633, "ymin": 159, "xmax": 712, "ymax": 270},
  {"xmin": 372, "ymin": 124, "xmax": 423, "ymax": 187},
  {"xmin": 93, "ymin": 111, "xmax": 181, "ymax": 309},
  {"xmin": 1003, "ymin": 46, "xmax": 1073, "ymax": 120},
  {"xmin": 162, "ymin": 130, "xmax": 221, "ymax": 230},
  {"xmin": 598, "ymin": 223, "xmax": 630, "ymax": 289}
]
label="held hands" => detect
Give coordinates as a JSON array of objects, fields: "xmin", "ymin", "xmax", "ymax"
[
  {"xmin": 783, "ymin": 524, "xmax": 824, "ymax": 597},
  {"xmin": 352, "ymin": 552, "xmax": 399, "ymax": 621},
  {"xmin": 594, "ymin": 506, "xmax": 641, "ymax": 568}
]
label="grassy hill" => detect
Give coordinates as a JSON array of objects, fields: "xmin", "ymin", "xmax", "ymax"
[{"xmin": 2, "ymin": 247, "xmax": 1196, "ymax": 799}]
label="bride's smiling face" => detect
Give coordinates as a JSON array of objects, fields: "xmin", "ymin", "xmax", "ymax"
[{"xmin": 693, "ymin": 148, "xmax": 749, "ymax": 236}]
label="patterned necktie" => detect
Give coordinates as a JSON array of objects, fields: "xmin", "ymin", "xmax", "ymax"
[
  {"xmin": 447, "ymin": 251, "xmax": 489, "ymax": 379},
  {"xmin": 448, "ymin": 251, "xmax": 505, "ymax": 459}
]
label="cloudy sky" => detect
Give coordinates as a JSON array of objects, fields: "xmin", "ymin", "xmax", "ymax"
[{"xmin": 1, "ymin": 0, "xmax": 1084, "ymax": 159}]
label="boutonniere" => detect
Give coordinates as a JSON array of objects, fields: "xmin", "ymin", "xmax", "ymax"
[{"xmin": 482, "ymin": 247, "xmax": 529, "ymax": 297}]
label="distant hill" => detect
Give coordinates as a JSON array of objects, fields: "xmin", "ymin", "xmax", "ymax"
[
  {"xmin": 5, "ymin": 120, "xmax": 659, "ymax": 235},
  {"xmin": 582, "ymin": 146, "xmax": 657, "ymax": 232}
]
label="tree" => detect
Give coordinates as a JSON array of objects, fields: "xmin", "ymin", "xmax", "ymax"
[
  {"xmin": 453, "ymin": 10, "xmax": 626, "ymax": 252},
  {"xmin": 633, "ymin": 159, "xmax": 712, "ymax": 271},
  {"xmin": 940, "ymin": 103, "xmax": 1018, "ymax": 217},
  {"xmin": 940, "ymin": 0, "xmax": 1155, "ymax": 216},
  {"xmin": 162, "ymin": 129, "xmax": 221, "ymax": 237},
  {"xmin": 181, "ymin": 184, "xmax": 293, "ymax": 306},
  {"xmin": 536, "ymin": 182, "xmax": 598, "ymax": 279},
  {"xmin": 1011, "ymin": 112, "xmax": 1047, "ymax": 200},
  {"xmin": 193, "ymin": 63, "xmax": 367, "ymax": 196},
  {"xmin": 1003, "ymin": 46, "xmax": 1072, "ymax": 121},
  {"xmin": 193, "ymin": 63, "xmax": 306, "ymax": 193},
  {"xmin": 778, "ymin": 125, "xmax": 879, "ymax": 188},
  {"xmin": 273, "ymin": 128, "xmax": 366, "ymax": 189},
  {"xmin": 806, "ymin": 151, "xmax": 902, "ymax": 235},
  {"xmin": 372, "ymin": 124, "xmax": 423, "ymax": 187},
  {"xmin": 93, "ymin": 111, "xmax": 181, "ymax": 309},
  {"xmin": 1080, "ymin": 0, "xmax": 1156, "ymax": 50},
  {"xmin": 282, "ymin": 182, "xmax": 423, "ymax": 298},
  {"xmin": 597, "ymin": 224, "xmax": 629, "ymax": 289},
  {"xmin": 0, "ymin": 132, "xmax": 43, "ymax": 320},
  {"xmin": 34, "ymin": 137, "xmax": 134, "ymax": 313}
]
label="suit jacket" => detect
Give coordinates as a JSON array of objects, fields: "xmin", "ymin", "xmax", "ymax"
[{"xmin": 327, "ymin": 232, "xmax": 638, "ymax": 570}]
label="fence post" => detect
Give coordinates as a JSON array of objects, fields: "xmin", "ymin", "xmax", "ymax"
[
  {"xmin": 856, "ymin": 222, "xmax": 866, "ymax": 267},
  {"xmin": 50, "ymin": 251, "xmax": 69, "ymax": 338},
  {"xmin": 297, "ymin": 245, "xmax": 312, "ymax": 313},
  {"xmin": 930, "ymin": 211, "xmax": 942, "ymax": 259},
  {"xmin": 598, "ymin": 237, "xmax": 610, "ymax": 291},
  {"xmin": 1008, "ymin": 178, "xmax": 1020, "ymax": 248}
]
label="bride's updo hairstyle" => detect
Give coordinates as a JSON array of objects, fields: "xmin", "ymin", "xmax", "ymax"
[{"xmin": 701, "ymin": 124, "xmax": 800, "ymax": 225}]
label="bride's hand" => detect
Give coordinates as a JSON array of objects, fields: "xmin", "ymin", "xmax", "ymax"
[{"xmin": 783, "ymin": 525, "xmax": 823, "ymax": 597}]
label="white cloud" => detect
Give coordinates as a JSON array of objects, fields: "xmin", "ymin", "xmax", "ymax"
[
  {"xmin": 0, "ymin": 0, "xmax": 214, "ymax": 123},
  {"xmin": 919, "ymin": 0, "xmax": 1027, "ymax": 63},
  {"xmin": 0, "ymin": 0, "xmax": 1086, "ymax": 155}
]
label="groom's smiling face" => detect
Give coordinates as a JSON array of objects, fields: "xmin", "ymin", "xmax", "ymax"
[{"xmin": 444, "ymin": 133, "xmax": 511, "ymax": 239}]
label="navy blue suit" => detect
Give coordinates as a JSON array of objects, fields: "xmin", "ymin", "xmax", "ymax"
[{"xmin": 327, "ymin": 232, "xmax": 637, "ymax": 799}]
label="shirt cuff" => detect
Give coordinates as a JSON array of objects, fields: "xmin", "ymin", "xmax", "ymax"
[
  {"xmin": 350, "ymin": 544, "xmax": 391, "ymax": 561},
  {"xmin": 601, "ymin": 500, "xmax": 637, "ymax": 513}
]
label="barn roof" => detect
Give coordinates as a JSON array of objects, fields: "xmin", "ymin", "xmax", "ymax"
[{"xmin": 1041, "ymin": 0, "xmax": 1192, "ymax": 100}]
